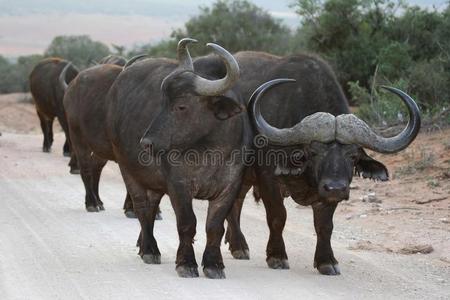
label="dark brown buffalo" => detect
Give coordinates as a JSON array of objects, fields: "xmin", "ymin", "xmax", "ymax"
[
  {"xmin": 62, "ymin": 64, "xmax": 142, "ymax": 216},
  {"xmin": 108, "ymin": 39, "xmax": 250, "ymax": 279},
  {"xmin": 29, "ymin": 58, "xmax": 78, "ymax": 158},
  {"xmin": 248, "ymin": 80, "xmax": 419, "ymax": 274},
  {"xmin": 242, "ymin": 56, "xmax": 419, "ymax": 275},
  {"xmin": 195, "ymin": 52, "xmax": 420, "ymax": 275},
  {"xmin": 61, "ymin": 55, "xmax": 150, "ymax": 217},
  {"xmin": 63, "ymin": 64, "xmax": 123, "ymax": 212}
]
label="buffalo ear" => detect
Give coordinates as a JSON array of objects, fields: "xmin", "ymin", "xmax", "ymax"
[
  {"xmin": 209, "ymin": 96, "xmax": 244, "ymax": 120},
  {"xmin": 355, "ymin": 149, "xmax": 389, "ymax": 181}
]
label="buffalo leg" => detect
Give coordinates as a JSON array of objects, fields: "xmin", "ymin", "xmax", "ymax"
[
  {"xmin": 202, "ymin": 184, "xmax": 241, "ymax": 279},
  {"xmin": 63, "ymin": 140, "xmax": 71, "ymax": 157},
  {"xmin": 123, "ymin": 192, "xmax": 136, "ymax": 218},
  {"xmin": 312, "ymin": 202, "xmax": 340, "ymax": 275},
  {"xmin": 68, "ymin": 152, "xmax": 80, "ymax": 174},
  {"xmin": 78, "ymin": 156, "xmax": 106, "ymax": 212},
  {"xmin": 70, "ymin": 130, "xmax": 105, "ymax": 212},
  {"xmin": 123, "ymin": 192, "xmax": 162, "ymax": 220},
  {"xmin": 47, "ymin": 117, "xmax": 54, "ymax": 147},
  {"xmin": 38, "ymin": 112, "xmax": 53, "ymax": 152},
  {"xmin": 167, "ymin": 183, "xmax": 198, "ymax": 278},
  {"xmin": 120, "ymin": 169, "xmax": 163, "ymax": 264},
  {"xmin": 57, "ymin": 114, "xmax": 71, "ymax": 157},
  {"xmin": 91, "ymin": 157, "xmax": 107, "ymax": 211},
  {"xmin": 225, "ymin": 182, "xmax": 251, "ymax": 260},
  {"xmin": 258, "ymin": 171, "xmax": 289, "ymax": 269}
]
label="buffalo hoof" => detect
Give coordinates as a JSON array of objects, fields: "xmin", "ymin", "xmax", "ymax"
[
  {"xmin": 86, "ymin": 206, "xmax": 100, "ymax": 212},
  {"xmin": 63, "ymin": 151, "xmax": 71, "ymax": 157},
  {"xmin": 142, "ymin": 254, "xmax": 161, "ymax": 264},
  {"xmin": 155, "ymin": 212, "xmax": 163, "ymax": 221},
  {"xmin": 267, "ymin": 257, "xmax": 290, "ymax": 269},
  {"xmin": 124, "ymin": 210, "xmax": 137, "ymax": 218},
  {"xmin": 86, "ymin": 204, "xmax": 104, "ymax": 212},
  {"xmin": 42, "ymin": 147, "xmax": 51, "ymax": 153},
  {"xmin": 176, "ymin": 265, "xmax": 199, "ymax": 278},
  {"xmin": 317, "ymin": 263, "xmax": 341, "ymax": 275},
  {"xmin": 231, "ymin": 249, "xmax": 250, "ymax": 260},
  {"xmin": 70, "ymin": 168, "xmax": 80, "ymax": 175},
  {"xmin": 203, "ymin": 267, "xmax": 226, "ymax": 279}
]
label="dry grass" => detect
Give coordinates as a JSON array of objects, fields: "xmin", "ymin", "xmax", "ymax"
[{"xmin": 394, "ymin": 147, "xmax": 436, "ymax": 177}]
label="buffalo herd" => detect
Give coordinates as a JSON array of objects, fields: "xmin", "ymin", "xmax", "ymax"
[{"xmin": 29, "ymin": 38, "xmax": 421, "ymax": 279}]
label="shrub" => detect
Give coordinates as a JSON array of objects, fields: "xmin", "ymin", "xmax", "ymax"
[
  {"xmin": 349, "ymin": 78, "xmax": 410, "ymax": 126},
  {"xmin": 407, "ymin": 59, "xmax": 450, "ymax": 110}
]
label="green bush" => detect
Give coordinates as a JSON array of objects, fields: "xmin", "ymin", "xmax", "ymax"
[
  {"xmin": 377, "ymin": 42, "xmax": 412, "ymax": 80},
  {"xmin": 45, "ymin": 35, "xmax": 110, "ymax": 69},
  {"xmin": 0, "ymin": 54, "xmax": 43, "ymax": 93},
  {"xmin": 172, "ymin": 0, "xmax": 291, "ymax": 56},
  {"xmin": 387, "ymin": 6, "xmax": 444, "ymax": 61},
  {"xmin": 128, "ymin": 40, "xmax": 177, "ymax": 59},
  {"xmin": 349, "ymin": 79, "xmax": 410, "ymax": 126},
  {"xmin": 407, "ymin": 58, "xmax": 450, "ymax": 109},
  {"xmin": 130, "ymin": 0, "xmax": 292, "ymax": 58}
]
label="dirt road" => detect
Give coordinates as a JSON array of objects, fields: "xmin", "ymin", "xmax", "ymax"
[{"xmin": 1, "ymin": 129, "xmax": 449, "ymax": 300}]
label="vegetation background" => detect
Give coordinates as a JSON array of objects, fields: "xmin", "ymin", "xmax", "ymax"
[{"xmin": 1, "ymin": 0, "xmax": 449, "ymax": 126}]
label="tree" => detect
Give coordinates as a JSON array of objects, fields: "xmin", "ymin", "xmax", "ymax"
[
  {"xmin": 129, "ymin": 0, "xmax": 292, "ymax": 57},
  {"xmin": 0, "ymin": 54, "xmax": 43, "ymax": 93},
  {"xmin": 0, "ymin": 56, "xmax": 15, "ymax": 93},
  {"xmin": 291, "ymin": 0, "xmax": 450, "ymax": 124},
  {"xmin": 128, "ymin": 40, "xmax": 178, "ymax": 59},
  {"xmin": 387, "ymin": 6, "xmax": 443, "ymax": 61},
  {"xmin": 436, "ymin": 5, "xmax": 450, "ymax": 69},
  {"xmin": 16, "ymin": 55, "xmax": 44, "ymax": 92},
  {"xmin": 291, "ymin": 0, "xmax": 406, "ymax": 89},
  {"xmin": 45, "ymin": 35, "xmax": 110, "ymax": 69},
  {"xmin": 172, "ymin": 0, "xmax": 291, "ymax": 55}
]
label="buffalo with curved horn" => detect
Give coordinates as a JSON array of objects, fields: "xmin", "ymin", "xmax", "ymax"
[
  {"xmin": 114, "ymin": 38, "xmax": 248, "ymax": 279},
  {"xmin": 65, "ymin": 38, "xmax": 248, "ymax": 278},
  {"xmin": 245, "ymin": 77, "xmax": 420, "ymax": 275},
  {"xmin": 61, "ymin": 53, "xmax": 152, "ymax": 217},
  {"xmin": 192, "ymin": 50, "xmax": 424, "ymax": 275},
  {"xmin": 250, "ymin": 80, "xmax": 420, "ymax": 153}
]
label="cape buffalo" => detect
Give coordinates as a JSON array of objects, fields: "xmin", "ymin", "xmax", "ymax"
[
  {"xmin": 29, "ymin": 58, "xmax": 79, "ymax": 157},
  {"xmin": 63, "ymin": 63, "xmax": 123, "ymax": 212},
  {"xmin": 245, "ymin": 76, "xmax": 420, "ymax": 275},
  {"xmin": 62, "ymin": 55, "xmax": 150, "ymax": 217},
  {"xmin": 108, "ymin": 39, "xmax": 250, "ymax": 278},
  {"xmin": 195, "ymin": 52, "xmax": 420, "ymax": 275}
]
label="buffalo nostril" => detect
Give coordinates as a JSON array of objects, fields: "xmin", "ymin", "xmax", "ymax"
[
  {"xmin": 323, "ymin": 183, "xmax": 347, "ymax": 192},
  {"xmin": 324, "ymin": 184, "xmax": 332, "ymax": 192}
]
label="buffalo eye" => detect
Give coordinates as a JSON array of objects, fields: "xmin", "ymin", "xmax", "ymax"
[
  {"xmin": 348, "ymin": 153, "xmax": 359, "ymax": 162},
  {"xmin": 344, "ymin": 149, "xmax": 360, "ymax": 162},
  {"xmin": 174, "ymin": 104, "xmax": 187, "ymax": 112},
  {"xmin": 307, "ymin": 142, "xmax": 325, "ymax": 158}
]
